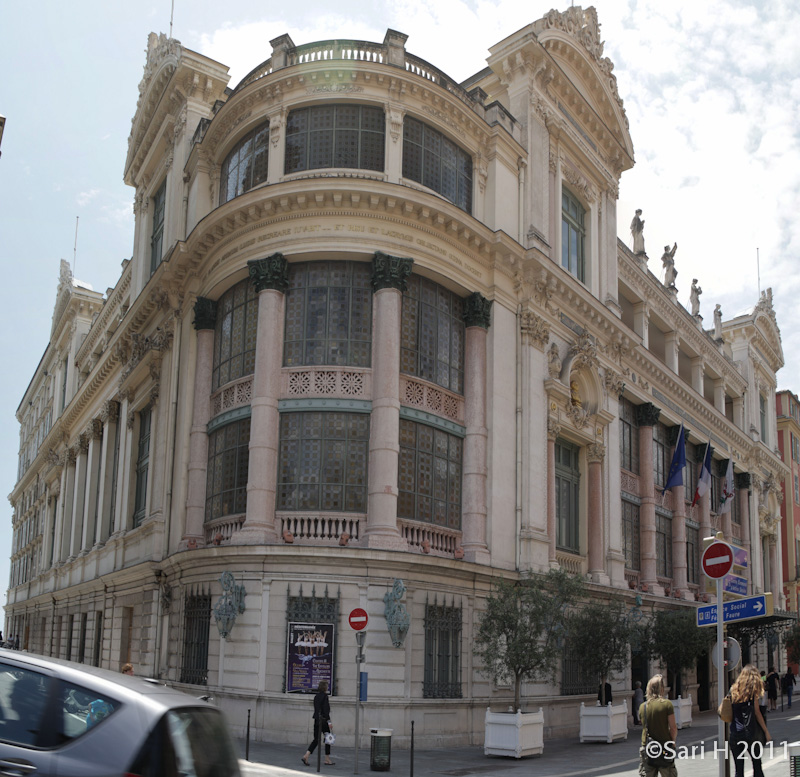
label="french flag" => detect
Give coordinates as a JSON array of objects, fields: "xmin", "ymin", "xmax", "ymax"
[{"xmin": 692, "ymin": 442, "xmax": 712, "ymax": 507}]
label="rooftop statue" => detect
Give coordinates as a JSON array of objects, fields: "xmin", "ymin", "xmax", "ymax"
[
  {"xmin": 630, "ymin": 209, "xmax": 645, "ymax": 255},
  {"xmin": 690, "ymin": 278, "xmax": 702, "ymax": 316},
  {"xmin": 661, "ymin": 243, "xmax": 678, "ymax": 288}
]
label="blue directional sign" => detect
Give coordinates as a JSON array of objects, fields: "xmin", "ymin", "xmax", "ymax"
[
  {"xmin": 705, "ymin": 573, "xmax": 749, "ymax": 597},
  {"xmin": 696, "ymin": 593, "xmax": 773, "ymax": 627}
]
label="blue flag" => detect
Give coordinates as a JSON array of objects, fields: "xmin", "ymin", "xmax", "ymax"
[{"xmin": 662, "ymin": 424, "xmax": 686, "ymax": 494}]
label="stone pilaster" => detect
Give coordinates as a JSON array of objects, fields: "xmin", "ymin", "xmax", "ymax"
[
  {"xmin": 547, "ymin": 419, "xmax": 561, "ymax": 565},
  {"xmin": 587, "ymin": 442, "xmax": 605, "ymax": 581},
  {"xmin": 636, "ymin": 403, "xmax": 660, "ymax": 593}
]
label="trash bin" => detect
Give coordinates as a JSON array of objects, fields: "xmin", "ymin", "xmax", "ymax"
[{"xmin": 370, "ymin": 728, "xmax": 392, "ymax": 771}]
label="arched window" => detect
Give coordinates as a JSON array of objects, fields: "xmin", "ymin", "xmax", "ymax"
[
  {"xmin": 219, "ymin": 121, "xmax": 270, "ymax": 205},
  {"xmin": 561, "ymin": 188, "xmax": 586, "ymax": 282},
  {"xmin": 400, "ymin": 275, "xmax": 464, "ymax": 394},
  {"xmin": 212, "ymin": 279, "xmax": 259, "ymax": 391},
  {"xmin": 205, "ymin": 418, "xmax": 250, "ymax": 522},
  {"xmin": 402, "ymin": 117, "xmax": 472, "ymax": 213},
  {"xmin": 284, "ymin": 261, "xmax": 372, "ymax": 367},
  {"xmin": 284, "ymin": 105, "xmax": 385, "ymax": 174}
]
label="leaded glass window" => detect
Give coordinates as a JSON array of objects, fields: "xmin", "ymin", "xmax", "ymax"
[
  {"xmin": 205, "ymin": 418, "xmax": 250, "ymax": 522},
  {"xmin": 652, "ymin": 423, "xmax": 670, "ymax": 489},
  {"xmin": 180, "ymin": 588, "xmax": 211, "ymax": 685},
  {"xmin": 219, "ymin": 120, "xmax": 270, "ymax": 205},
  {"xmin": 278, "ymin": 412, "xmax": 369, "ymax": 512},
  {"xmin": 150, "ymin": 179, "xmax": 166, "ymax": 275},
  {"xmin": 684, "ymin": 441, "xmax": 698, "ymax": 504},
  {"xmin": 561, "ymin": 188, "xmax": 585, "ymax": 282},
  {"xmin": 656, "ymin": 511, "xmax": 672, "ymax": 578},
  {"xmin": 133, "ymin": 405, "xmax": 151, "ymax": 526},
  {"xmin": 212, "ymin": 279, "xmax": 259, "ymax": 391},
  {"xmin": 398, "ymin": 420, "xmax": 462, "ymax": 528},
  {"xmin": 686, "ymin": 523, "xmax": 699, "ymax": 585},
  {"xmin": 555, "ymin": 439, "xmax": 580, "ymax": 554},
  {"xmin": 400, "ymin": 275, "xmax": 464, "ymax": 394},
  {"xmin": 285, "ymin": 105, "xmax": 385, "ymax": 174},
  {"xmin": 620, "ymin": 398, "xmax": 639, "ymax": 473},
  {"xmin": 283, "ymin": 262, "xmax": 372, "ymax": 367},
  {"xmin": 402, "ymin": 117, "xmax": 472, "ymax": 213},
  {"xmin": 622, "ymin": 498, "xmax": 640, "ymax": 571},
  {"xmin": 423, "ymin": 600, "xmax": 462, "ymax": 699}
]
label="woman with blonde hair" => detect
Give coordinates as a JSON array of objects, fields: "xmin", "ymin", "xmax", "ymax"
[
  {"xmin": 729, "ymin": 664, "xmax": 770, "ymax": 777},
  {"xmin": 638, "ymin": 674, "xmax": 677, "ymax": 777}
]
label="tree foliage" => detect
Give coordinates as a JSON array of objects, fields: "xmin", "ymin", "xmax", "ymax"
[
  {"xmin": 647, "ymin": 609, "xmax": 713, "ymax": 698},
  {"xmin": 785, "ymin": 622, "xmax": 800, "ymax": 666},
  {"xmin": 568, "ymin": 598, "xmax": 632, "ymax": 705},
  {"xmin": 473, "ymin": 567, "xmax": 584, "ymax": 711}
]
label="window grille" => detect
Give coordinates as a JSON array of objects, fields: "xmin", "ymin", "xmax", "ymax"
[
  {"xmin": 285, "ymin": 105, "xmax": 385, "ymax": 175},
  {"xmin": 620, "ymin": 398, "xmax": 639, "ymax": 474},
  {"xmin": 180, "ymin": 587, "xmax": 211, "ymax": 685},
  {"xmin": 150, "ymin": 179, "xmax": 166, "ymax": 275},
  {"xmin": 423, "ymin": 598, "xmax": 462, "ymax": 699},
  {"xmin": 398, "ymin": 419, "xmax": 462, "ymax": 528},
  {"xmin": 402, "ymin": 117, "xmax": 472, "ymax": 213},
  {"xmin": 133, "ymin": 406, "xmax": 152, "ymax": 527},
  {"xmin": 555, "ymin": 439, "xmax": 580, "ymax": 554},
  {"xmin": 219, "ymin": 120, "xmax": 269, "ymax": 205},
  {"xmin": 278, "ymin": 412, "xmax": 369, "ymax": 512},
  {"xmin": 561, "ymin": 639, "xmax": 595, "ymax": 695},
  {"xmin": 205, "ymin": 418, "xmax": 250, "ymax": 522},
  {"xmin": 656, "ymin": 511, "xmax": 672, "ymax": 578},
  {"xmin": 561, "ymin": 188, "xmax": 586, "ymax": 282},
  {"xmin": 283, "ymin": 262, "xmax": 372, "ymax": 368},
  {"xmin": 622, "ymin": 498, "xmax": 640, "ymax": 571},
  {"xmin": 212, "ymin": 279, "xmax": 259, "ymax": 391},
  {"xmin": 400, "ymin": 275, "xmax": 464, "ymax": 394},
  {"xmin": 285, "ymin": 585, "xmax": 339, "ymax": 694}
]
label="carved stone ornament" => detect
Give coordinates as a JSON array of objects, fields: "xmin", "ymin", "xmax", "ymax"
[
  {"xmin": 248, "ymin": 252, "xmax": 289, "ymax": 293},
  {"xmin": 735, "ymin": 472, "xmax": 751, "ymax": 491},
  {"xmin": 372, "ymin": 252, "xmax": 413, "ymax": 292},
  {"xmin": 520, "ymin": 311, "xmax": 550, "ymax": 349},
  {"xmin": 100, "ymin": 400, "xmax": 120, "ymax": 424},
  {"xmin": 46, "ymin": 449, "xmax": 61, "ymax": 468},
  {"xmin": 587, "ymin": 443, "xmax": 606, "ymax": 463},
  {"xmin": 193, "ymin": 297, "xmax": 218, "ymax": 331},
  {"xmin": 569, "ymin": 331, "xmax": 598, "ymax": 371},
  {"xmin": 636, "ymin": 402, "xmax": 660, "ymax": 428},
  {"xmin": 463, "ymin": 292, "xmax": 493, "ymax": 329},
  {"xmin": 547, "ymin": 343, "xmax": 562, "ymax": 378},
  {"xmin": 565, "ymin": 401, "xmax": 590, "ymax": 429},
  {"xmin": 383, "ymin": 578, "xmax": 410, "ymax": 648},
  {"xmin": 213, "ymin": 570, "xmax": 246, "ymax": 640},
  {"xmin": 604, "ymin": 369, "xmax": 625, "ymax": 398},
  {"xmin": 120, "ymin": 325, "xmax": 174, "ymax": 383},
  {"xmin": 88, "ymin": 419, "xmax": 103, "ymax": 441},
  {"xmin": 547, "ymin": 418, "xmax": 562, "ymax": 441}
]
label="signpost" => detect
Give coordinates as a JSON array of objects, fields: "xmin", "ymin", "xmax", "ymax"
[
  {"xmin": 696, "ymin": 593, "xmax": 773, "ymax": 627},
  {"xmin": 349, "ymin": 608, "xmax": 368, "ymax": 774},
  {"xmin": 701, "ymin": 541, "xmax": 733, "ymax": 579},
  {"xmin": 704, "ymin": 573, "xmax": 749, "ymax": 598}
]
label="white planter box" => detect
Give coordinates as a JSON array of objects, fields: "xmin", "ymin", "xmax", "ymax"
[
  {"xmin": 579, "ymin": 701, "xmax": 629, "ymax": 743},
  {"xmin": 484, "ymin": 707, "xmax": 544, "ymax": 758},
  {"xmin": 673, "ymin": 695, "xmax": 692, "ymax": 729}
]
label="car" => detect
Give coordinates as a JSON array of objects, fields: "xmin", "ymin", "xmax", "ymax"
[{"xmin": 0, "ymin": 647, "xmax": 241, "ymax": 776}]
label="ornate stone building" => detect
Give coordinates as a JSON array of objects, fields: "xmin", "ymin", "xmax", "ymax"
[{"xmin": 7, "ymin": 6, "xmax": 788, "ymax": 745}]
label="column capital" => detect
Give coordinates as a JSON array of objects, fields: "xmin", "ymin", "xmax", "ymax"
[
  {"xmin": 547, "ymin": 418, "xmax": 562, "ymax": 441},
  {"xmin": 667, "ymin": 424, "xmax": 683, "ymax": 446},
  {"xmin": 587, "ymin": 443, "xmax": 606, "ymax": 463},
  {"xmin": 248, "ymin": 253, "xmax": 289, "ymax": 293},
  {"xmin": 193, "ymin": 297, "xmax": 218, "ymax": 330},
  {"xmin": 372, "ymin": 252, "xmax": 413, "ymax": 292},
  {"xmin": 100, "ymin": 400, "xmax": 120, "ymax": 424},
  {"xmin": 636, "ymin": 402, "xmax": 660, "ymax": 427},
  {"xmin": 736, "ymin": 472, "xmax": 751, "ymax": 490},
  {"xmin": 463, "ymin": 292, "xmax": 493, "ymax": 329}
]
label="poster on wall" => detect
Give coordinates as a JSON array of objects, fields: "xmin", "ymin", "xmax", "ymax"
[{"xmin": 286, "ymin": 622, "xmax": 335, "ymax": 694}]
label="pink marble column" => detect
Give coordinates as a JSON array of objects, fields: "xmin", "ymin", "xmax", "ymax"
[
  {"xmin": 240, "ymin": 254, "xmax": 287, "ymax": 544},
  {"xmin": 736, "ymin": 473, "xmax": 752, "ymax": 586},
  {"xmin": 587, "ymin": 443, "xmax": 605, "ymax": 578},
  {"xmin": 182, "ymin": 297, "xmax": 217, "ymax": 549},
  {"xmin": 461, "ymin": 293, "xmax": 492, "ymax": 564},
  {"xmin": 546, "ymin": 420, "xmax": 560, "ymax": 564},
  {"xmin": 365, "ymin": 253, "xmax": 412, "ymax": 549},
  {"xmin": 671, "ymin": 480, "xmax": 688, "ymax": 597},
  {"xmin": 637, "ymin": 403, "xmax": 660, "ymax": 591}
]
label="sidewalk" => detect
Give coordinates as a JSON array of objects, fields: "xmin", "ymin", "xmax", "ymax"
[{"xmin": 238, "ymin": 706, "xmax": 798, "ymax": 777}]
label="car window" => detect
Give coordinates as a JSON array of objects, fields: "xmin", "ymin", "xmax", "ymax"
[
  {"xmin": 166, "ymin": 708, "xmax": 240, "ymax": 777},
  {"xmin": 57, "ymin": 679, "xmax": 120, "ymax": 742},
  {"xmin": 0, "ymin": 663, "xmax": 50, "ymax": 746}
]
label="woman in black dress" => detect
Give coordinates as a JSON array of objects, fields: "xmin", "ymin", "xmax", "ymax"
[{"xmin": 302, "ymin": 680, "xmax": 334, "ymax": 766}]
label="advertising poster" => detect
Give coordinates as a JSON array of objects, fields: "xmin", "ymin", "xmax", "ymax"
[{"xmin": 286, "ymin": 622, "xmax": 335, "ymax": 693}]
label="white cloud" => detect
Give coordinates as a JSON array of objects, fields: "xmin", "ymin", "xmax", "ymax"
[{"xmin": 76, "ymin": 188, "xmax": 101, "ymax": 207}]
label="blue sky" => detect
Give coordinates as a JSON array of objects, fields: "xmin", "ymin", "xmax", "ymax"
[{"xmin": 2, "ymin": 0, "xmax": 799, "ymax": 631}]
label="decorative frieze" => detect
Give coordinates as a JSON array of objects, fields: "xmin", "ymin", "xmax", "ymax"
[
  {"xmin": 372, "ymin": 252, "xmax": 413, "ymax": 292},
  {"xmin": 248, "ymin": 252, "xmax": 289, "ymax": 293},
  {"xmin": 463, "ymin": 292, "xmax": 492, "ymax": 329}
]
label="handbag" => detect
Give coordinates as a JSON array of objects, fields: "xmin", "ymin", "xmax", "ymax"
[
  {"xmin": 643, "ymin": 702, "xmax": 674, "ymax": 768},
  {"xmin": 324, "ymin": 732, "xmax": 336, "ymax": 746},
  {"xmin": 718, "ymin": 695, "xmax": 733, "ymax": 723}
]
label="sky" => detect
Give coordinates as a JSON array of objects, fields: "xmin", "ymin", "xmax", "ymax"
[{"xmin": 1, "ymin": 0, "xmax": 799, "ymax": 631}]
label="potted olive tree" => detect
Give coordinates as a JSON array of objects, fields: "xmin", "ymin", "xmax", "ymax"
[
  {"xmin": 568, "ymin": 598, "xmax": 632, "ymax": 743},
  {"xmin": 474, "ymin": 568, "xmax": 584, "ymax": 758},
  {"xmin": 647, "ymin": 608, "xmax": 713, "ymax": 728}
]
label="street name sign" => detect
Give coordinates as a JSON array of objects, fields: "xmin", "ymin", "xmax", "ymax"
[
  {"xmin": 704, "ymin": 573, "xmax": 748, "ymax": 597},
  {"xmin": 696, "ymin": 593, "xmax": 773, "ymax": 627}
]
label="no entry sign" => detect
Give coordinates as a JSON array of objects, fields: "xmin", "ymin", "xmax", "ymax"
[
  {"xmin": 348, "ymin": 608, "xmax": 369, "ymax": 631},
  {"xmin": 702, "ymin": 541, "xmax": 733, "ymax": 579}
]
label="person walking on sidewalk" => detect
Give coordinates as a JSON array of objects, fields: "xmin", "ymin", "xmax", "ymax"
[
  {"xmin": 632, "ymin": 681, "xmax": 644, "ymax": 726},
  {"xmin": 766, "ymin": 667, "xmax": 779, "ymax": 711},
  {"xmin": 638, "ymin": 674, "xmax": 677, "ymax": 777},
  {"xmin": 729, "ymin": 664, "xmax": 771, "ymax": 777},
  {"xmin": 302, "ymin": 680, "xmax": 334, "ymax": 767},
  {"xmin": 782, "ymin": 668, "xmax": 796, "ymax": 708}
]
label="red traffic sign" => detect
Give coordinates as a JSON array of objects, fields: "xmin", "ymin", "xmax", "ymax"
[
  {"xmin": 348, "ymin": 608, "xmax": 369, "ymax": 631},
  {"xmin": 702, "ymin": 541, "xmax": 733, "ymax": 579}
]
